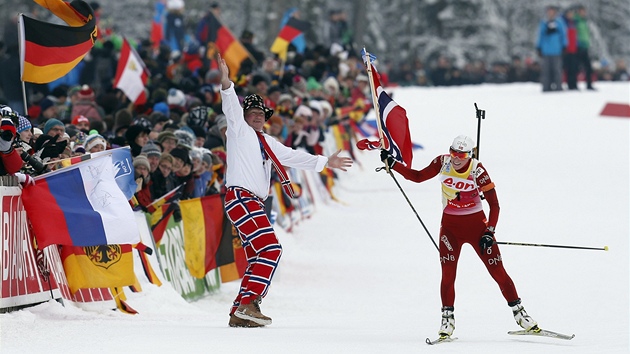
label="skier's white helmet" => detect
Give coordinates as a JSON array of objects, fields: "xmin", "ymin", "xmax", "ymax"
[{"xmin": 450, "ymin": 135, "xmax": 475, "ymax": 152}]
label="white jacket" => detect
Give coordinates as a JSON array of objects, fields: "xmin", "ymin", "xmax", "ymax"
[{"xmin": 221, "ymin": 82, "xmax": 328, "ymax": 200}]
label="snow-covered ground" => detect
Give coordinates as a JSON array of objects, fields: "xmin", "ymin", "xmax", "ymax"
[{"xmin": 2, "ymin": 81, "xmax": 628, "ymax": 353}]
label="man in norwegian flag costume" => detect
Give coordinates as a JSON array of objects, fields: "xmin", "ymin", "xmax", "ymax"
[
  {"xmin": 381, "ymin": 135, "xmax": 538, "ymax": 340},
  {"xmin": 217, "ymin": 54, "xmax": 352, "ymax": 328}
]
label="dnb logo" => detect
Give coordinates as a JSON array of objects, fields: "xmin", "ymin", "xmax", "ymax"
[
  {"xmin": 84, "ymin": 245, "xmax": 123, "ymax": 269},
  {"xmin": 114, "ymin": 158, "xmax": 133, "ymax": 179}
]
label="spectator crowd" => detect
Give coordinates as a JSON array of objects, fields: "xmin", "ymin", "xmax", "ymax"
[{"xmin": 0, "ymin": 1, "xmax": 627, "ymax": 210}]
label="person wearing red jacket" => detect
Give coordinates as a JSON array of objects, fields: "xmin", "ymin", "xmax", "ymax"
[
  {"xmin": 563, "ymin": 8, "xmax": 579, "ymax": 90},
  {"xmin": 381, "ymin": 135, "xmax": 538, "ymax": 340},
  {"xmin": 0, "ymin": 116, "xmax": 26, "ymax": 176}
]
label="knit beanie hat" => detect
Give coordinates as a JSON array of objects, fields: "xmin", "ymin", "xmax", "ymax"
[
  {"xmin": 278, "ymin": 94, "xmax": 293, "ymax": 105},
  {"xmin": 77, "ymin": 84, "xmax": 95, "ymax": 101},
  {"xmin": 133, "ymin": 155, "xmax": 151, "ymax": 170},
  {"xmin": 201, "ymin": 151, "xmax": 213, "ymax": 166},
  {"xmin": 167, "ymin": 88, "xmax": 186, "ymax": 107},
  {"xmin": 188, "ymin": 106, "xmax": 212, "ymax": 128},
  {"xmin": 39, "ymin": 98, "xmax": 56, "ymax": 112},
  {"xmin": 68, "ymin": 85, "xmax": 82, "ymax": 97},
  {"xmin": 157, "ymin": 130, "xmax": 178, "ymax": 144},
  {"xmin": 174, "ymin": 129, "xmax": 194, "ymax": 150},
  {"xmin": 71, "ymin": 115, "xmax": 90, "ymax": 126},
  {"xmin": 169, "ymin": 147, "xmax": 191, "ymax": 166},
  {"xmin": 191, "ymin": 126, "xmax": 206, "ymax": 139},
  {"xmin": 84, "ymin": 133, "xmax": 107, "ymax": 152},
  {"xmin": 294, "ymin": 105, "xmax": 313, "ymax": 119},
  {"xmin": 306, "ymin": 77, "xmax": 322, "ymax": 91},
  {"xmin": 43, "ymin": 118, "xmax": 64, "ymax": 135},
  {"xmin": 214, "ymin": 115, "xmax": 228, "ymax": 131},
  {"xmin": 17, "ymin": 115, "xmax": 32, "ymax": 133},
  {"xmin": 141, "ymin": 140, "xmax": 162, "ymax": 157}
]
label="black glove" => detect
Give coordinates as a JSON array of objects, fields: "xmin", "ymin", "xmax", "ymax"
[
  {"xmin": 380, "ymin": 149, "xmax": 395, "ymax": 168},
  {"xmin": 479, "ymin": 227, "xmax": 495, "ymax": 251}
]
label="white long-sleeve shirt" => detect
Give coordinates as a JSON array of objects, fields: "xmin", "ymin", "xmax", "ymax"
[{"xmin": 221, "ymin": 83, "xmax": 328, "ymax": 200}]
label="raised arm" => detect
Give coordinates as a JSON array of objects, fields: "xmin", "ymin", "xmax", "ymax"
[{"xmin": 218, "ymin": 53, "xmax": 231, "ymax": 90}]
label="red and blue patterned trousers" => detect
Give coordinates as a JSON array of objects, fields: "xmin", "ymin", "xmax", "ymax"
[{"xmin": 224, "ymin": 186, "xmax": 283, "ymax": 314}]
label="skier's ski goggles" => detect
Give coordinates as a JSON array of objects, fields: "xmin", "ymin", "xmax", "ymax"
[{"xmin": 449, "ymin": 148, "xmax": 472, "ymax": 159}]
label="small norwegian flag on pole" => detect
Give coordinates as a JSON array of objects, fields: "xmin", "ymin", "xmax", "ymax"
[{"xmin": 114, "ymin": 38, "xmax": 150, "ymax": 105}]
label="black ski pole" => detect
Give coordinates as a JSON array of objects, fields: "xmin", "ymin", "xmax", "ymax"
[
  {"xmin": 474, "ymin": 103, "xmax": 485, "ymax": 159},
  {"xmin": 376, "ymin": 164, "xmax": 439, "ymax": 251},
  {"xmin": 496, "ymin": 241, "xmax": 608, "ymax": 251}
]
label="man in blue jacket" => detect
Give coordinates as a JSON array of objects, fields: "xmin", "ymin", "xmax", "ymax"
[{"xmin": 536, "ymin": 6, "xmax": 567, "ymax": 92}]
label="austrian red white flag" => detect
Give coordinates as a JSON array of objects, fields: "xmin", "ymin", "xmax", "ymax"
[{"xmin": 114, "ymin": 38, "xmax": 150, "ymax": 105}]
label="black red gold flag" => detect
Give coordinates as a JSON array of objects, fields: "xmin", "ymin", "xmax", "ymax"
[
  {"xmin": 270, "ymin": 17, "xmax": 310, "ymax": 61},
  {"xmin": 19, "ymin": 0, "xmax": 97, "ymax": 83}
]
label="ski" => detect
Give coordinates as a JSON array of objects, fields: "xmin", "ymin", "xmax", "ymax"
[
  {"xmin": 425, "ymin": 336, "xmax": 458, "ymax": 345},
  {"xmin": 508, "ymin": 328, "xmax": 574, "ymax": 340}
]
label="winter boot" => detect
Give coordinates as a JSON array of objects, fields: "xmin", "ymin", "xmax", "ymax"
[
  {"xmin": 510, "ymin": 300, "xmax": 539, "ymax": 332},
  {"xmin": 438, "ymin": 306, "xmax": 455, "ymax": 337},
  {"xmin": 234, "ymin": 296, "xmax": 272, "ymax": 326},
  {"xmin": 228, "ymin": 314, "xmax": 265, "ymax": 328}
]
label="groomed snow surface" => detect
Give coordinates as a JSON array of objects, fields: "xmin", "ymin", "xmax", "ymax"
[{"xmin": 2, "ymin": 81, "xmax": 628, "ymax": 353}]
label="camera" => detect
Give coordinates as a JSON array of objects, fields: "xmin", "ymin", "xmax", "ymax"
[
  {"xmin": 13, "ymin": 135, "xmax": 47, "ymax": 175},
  {"xmin": 0, "ymin": 107, "xmax": 47, "ymax": 175},
  {"xmin": 0, "ymin": 130, "xmax": 13, "ymax": 142},
  {"xmin": 20, "ymin": 148, "xmax": 47, "ymax": 175}
]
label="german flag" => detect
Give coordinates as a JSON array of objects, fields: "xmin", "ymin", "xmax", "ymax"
[
  {"xmin": 218, "ymin": 217, "xmax": 248, "ymax": 283},
  {"xmin": 196, "ymin": 12, "xmax": 250, "ymax": 80},
  {"xmin": 59, "ymin": 153, "xmax": 92, "ymax": 168},
  {"xmin": 270, "ymin": 17, "xmax": 310, "ymax": 61},
  {"xmin": 61, "ymin": 244, "xmax": 137, "ymax": 294},
  {"xmin": 179, "ymin": 195, "xmax": 225, "ymax": 279},
  {"xmin": 110, "ymin": 286, "xmax": 138, "ymax": 314},
  {"xmin": 19, "ymin": 1, "xmax": 97, "ymax": 84},
  {"xmin": 134, "ymin": 242, "xmax": 162, "ymax": 287},
  {"xmin": 149, "ymin": 202, "xmax": 178, "ymax": 246},
  {"xmin": 330, "ymin": 123, "xmax": 352, "ymax": 153},
  {"xmin": 33, "ymin": 0, "xmax": 94, "ymax": 26}
]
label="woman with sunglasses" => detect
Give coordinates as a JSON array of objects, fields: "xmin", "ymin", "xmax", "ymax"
[{"xmin": 380, "ymin": 135, "xmax": 538, "ymax": 340}]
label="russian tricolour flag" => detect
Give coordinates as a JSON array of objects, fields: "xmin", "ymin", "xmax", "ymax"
[{"xmin": 22, "ymin": 154, "xmax": 140, "ymax": 249}]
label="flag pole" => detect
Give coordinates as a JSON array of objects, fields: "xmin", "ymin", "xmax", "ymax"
[
  {"xmin": 278, "ymin": 58, "xmax": 286, "ymax": 80},
  {"xmin": 17, "ymin": 14, "xmax": 29, "ymax": 114},
  {"xmin": 363, "ymin": 48, "xmax": 386, "ymax": 157},
  {"xmin": 364, "ymin": 48, "xmax": 439, "ymax": 252}
]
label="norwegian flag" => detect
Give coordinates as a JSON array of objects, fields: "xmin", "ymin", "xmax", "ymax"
[{"xmin": 356, "ymin": 51, "xmax": 413, "ymax": 166}]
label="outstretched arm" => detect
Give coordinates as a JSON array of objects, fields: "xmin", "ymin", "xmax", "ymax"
[
  {"xmin": 380, "ymin": 149, "xmax": 440, "ymax": 183},
  {"xmin": 327, "ymin": 149, "xmax": 353, "ymax": 171},
  {"xmin": 218, "ymin": 53, "xmax": 231, "ymax": 90}
]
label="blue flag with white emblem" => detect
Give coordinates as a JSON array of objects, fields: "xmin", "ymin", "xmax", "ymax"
[{"xmin": 93, "ymin": 147, "xmax": 137, "ymax": 200}]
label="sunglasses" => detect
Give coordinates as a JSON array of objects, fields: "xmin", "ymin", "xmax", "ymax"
[{"xmin": 449, "ymin": 147, "xmax": 472, "ymax": 159}]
